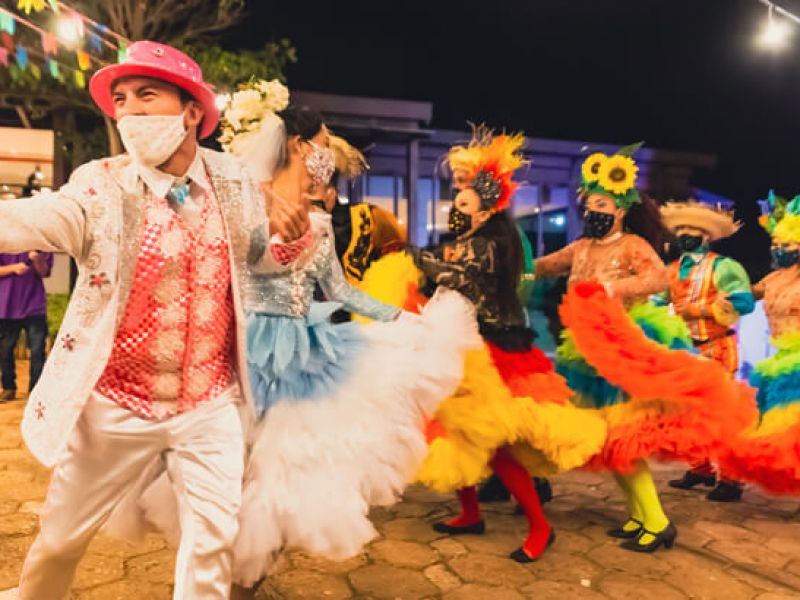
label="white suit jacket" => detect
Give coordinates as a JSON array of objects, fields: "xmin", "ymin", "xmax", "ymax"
[{"xmin": 0, "ymin": 148, "xmax": 277, "ymax": 466}]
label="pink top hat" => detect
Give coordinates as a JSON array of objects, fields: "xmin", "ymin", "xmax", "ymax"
[{"xmin": 89, "ymin": 41, "xmax": 219, "ymax": 139}]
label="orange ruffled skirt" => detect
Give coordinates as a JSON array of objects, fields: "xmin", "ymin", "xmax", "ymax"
[{"xmin": 558, "ymin": 282, "xmax": 758, "ymax": 474}]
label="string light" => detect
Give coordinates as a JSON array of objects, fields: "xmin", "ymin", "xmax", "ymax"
[{"xmin": 756, "ymin": 1, "xmax": 800, "ymax": 51}]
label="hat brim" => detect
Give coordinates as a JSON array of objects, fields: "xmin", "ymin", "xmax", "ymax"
[
  {"xmin": 89, "ymin": 63, "xmax": 219, "ymax": 139},
  {"xmin": 661, "ymin": 204, "xmax": 740, "ymax": 241}
]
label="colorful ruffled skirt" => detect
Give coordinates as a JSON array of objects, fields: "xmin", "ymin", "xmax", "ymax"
[
  {"xmin": 720, "ymin": 332, "xmax": 800, "ymax": 495},
  {"xmin": 360, "ymin": 254, "xmax": 608, "ymax": 493},
  {"xmin": 557, "ymin": 283, "xmax": 758, "ymax": 474}
]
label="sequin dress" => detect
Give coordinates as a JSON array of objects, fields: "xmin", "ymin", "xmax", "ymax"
[{"xmin": 231, "ymin": 212, "xmax": 481, "ymax": 585}]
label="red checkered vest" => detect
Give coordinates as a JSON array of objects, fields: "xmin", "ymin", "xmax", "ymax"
[{"xmin": 96, "ymin": 190, "xmax": 234, "ymax": 419}]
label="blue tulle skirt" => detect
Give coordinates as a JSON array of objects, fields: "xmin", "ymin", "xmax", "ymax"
[{"xmin": 247, "ymin": 302, "xmax": 366, "ymax": 416}]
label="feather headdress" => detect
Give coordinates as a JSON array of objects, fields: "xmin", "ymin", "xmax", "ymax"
[{"xmin": 447, "ymin": 126, "xmax": 526, "ymax": 212}]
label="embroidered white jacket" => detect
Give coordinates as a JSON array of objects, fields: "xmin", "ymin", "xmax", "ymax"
[{"xmin": 0, "ymin": 148, "xmax": 279, "ymax": 466}]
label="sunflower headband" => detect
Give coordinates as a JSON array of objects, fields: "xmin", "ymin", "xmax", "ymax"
[
  {"xmin": 580, "ymin": 142, "xmax": 643, "ymax": 210},
  {"xmin": 448, "ymin": 130, "xmax": 526, "ymax": 213},
  {"xmin": 759, "ymin": 190, "xmax": 800, "ymax": 244}
]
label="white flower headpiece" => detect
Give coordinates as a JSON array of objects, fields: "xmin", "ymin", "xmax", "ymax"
[
  {"xmin": 219, "ymin": 79, "xmax": 290, "ymax": 151},
  {"xmin": 219, "ymin": 79, "xmax": 290, "ymax": 182}
]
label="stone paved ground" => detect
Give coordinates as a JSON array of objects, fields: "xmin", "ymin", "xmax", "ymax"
[{"xmin": 1, "ymin": 361, "xmax": 800, "ymax": 599}]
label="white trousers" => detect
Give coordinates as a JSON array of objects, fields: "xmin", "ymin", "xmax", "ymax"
[{"xmin": 18, "ymin": 388, "xmax": 245, "ymax": 600}]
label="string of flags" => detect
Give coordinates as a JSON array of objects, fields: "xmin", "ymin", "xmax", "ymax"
[{"xmin": 0, "ymin": 0, "xmax": 128, "ymax": 90}]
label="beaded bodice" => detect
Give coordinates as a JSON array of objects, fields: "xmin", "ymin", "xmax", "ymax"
[{"xmin": 245, "ymin": 213, "xmax": 399, "ymax": 322}]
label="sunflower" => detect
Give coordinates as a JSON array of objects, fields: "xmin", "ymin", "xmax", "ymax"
[
  {"xmin": 581, "ymin": 153, "xmax": 607, "ymax": 184},
  {"xmin": 598, "ymin": 154, "xmax": 638, "ymax": 196}
]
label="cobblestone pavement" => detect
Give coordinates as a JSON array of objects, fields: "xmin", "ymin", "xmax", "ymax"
[{"xmin": 1, "ymin": 362, "xmax": 799, "ymax": 599}]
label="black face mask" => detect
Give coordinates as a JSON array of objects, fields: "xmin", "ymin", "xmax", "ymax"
[
  {"xmin": 772, "ymin": 248, "xmax": 800, "ymax": 269},
  {"xmin": 676, "ymin": 233, "xmax": 705, "ymax": 253},
  {"xmin": 583, "ymin": 210, "xmax": 616, "ymax": 239},
  {"xmin": 448, "ymin": 205, "xmax": 472, "ymax": 236}
]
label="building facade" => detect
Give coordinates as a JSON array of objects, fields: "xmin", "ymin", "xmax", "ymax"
[{"xmin": 294, "ymin": 90, "xmax": 720, "ymax": 255}]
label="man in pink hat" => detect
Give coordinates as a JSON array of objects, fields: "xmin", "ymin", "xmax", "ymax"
[{"xmin": 0, "ymin": 41, "xmax": 310, "ymax": 599}]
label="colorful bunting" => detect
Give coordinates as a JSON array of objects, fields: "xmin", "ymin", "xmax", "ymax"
[
  {"xmin": 76, "ymin": 49, "xmax": 90, "ymax": 70},
  {"xmin": 47, "ymin": 57, "xmax": 59, "ymax": 78},
  {"xmin": 0, "ymin": 4, "xmax": 129, "ymax": 94},
  {"xmin": 87, "ymin": 31, "xmax": 101, "ymax": 52},
  {"xmin": 15, "ymin": 45, "xmax": 27, "ymax": 68},
  {"xmin": 41, "ymin": 31, "xmax": 57, "ymax": 53},
  {"xmin": 117, "ymin": 40, "xmax": 127, "ymax": 63},
  {"xmin": 16, "ymin": 0, "xmax": 48, "ymax": 15},
  {"xmin": 0, "ymin": 12, "xmax": 16, "ymax": 34}
]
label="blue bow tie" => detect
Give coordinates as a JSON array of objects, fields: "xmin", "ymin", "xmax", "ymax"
[{"xmin": 166, "ymin": 183, "xmax": 190, "ymax": 207}]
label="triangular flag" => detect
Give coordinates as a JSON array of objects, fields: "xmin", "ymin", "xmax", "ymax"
[
  {"xmin": 0, "ymin": 47, "xmax": 8, "ymax": 67},
  {"xmin": 30, "ymin": 62, "xmax": 41, "ymax": 80},
  {"xmin": 15, "ymin": 46, "xmax": 27, "ymax": 69},
  {"xmin": 1, "ymin": 32, "xmax": 14, "ymax": 51},
  {"xmin": 73, "ymin": 69, "xmax": 85, "ymax": 88},
  {"xmin": 76, "ymin": 49, "xmax": 90, "ymax": 70},
  {"xmin": 48, "ymin": 58, "xmax": 59, "ymax": 79}
]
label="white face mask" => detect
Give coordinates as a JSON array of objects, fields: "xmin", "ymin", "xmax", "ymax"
[
  {"xmin": 117, "ymin": 113, "xmax": 188, "ymax": 168},
  {"xmin": 305, "ymin": 142, "xmax": 335, "ymax": 187}
]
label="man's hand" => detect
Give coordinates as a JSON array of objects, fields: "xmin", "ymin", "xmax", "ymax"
[
  {"xmin": 11, "ymin": 263, "xmax": 29, "ymax": 276},
  {"xmin": 28, "ymin": 251, "xmax": 39, "ymax": 261},
  {"xmin": 266, "ymin": 183, "xmax": 310, "ymax": 242}
]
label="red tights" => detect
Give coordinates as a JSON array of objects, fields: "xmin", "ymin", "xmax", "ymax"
[{"xmin": 444, "ymin": 447, "xmax": 552, "ymax": 558}]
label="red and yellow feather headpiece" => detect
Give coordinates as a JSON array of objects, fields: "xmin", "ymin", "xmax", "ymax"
[{"xmin": 447, "ymin": 128, "xmax": 526, "ymax": 213}]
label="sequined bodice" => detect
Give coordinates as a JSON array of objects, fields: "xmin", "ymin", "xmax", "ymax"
[
  {"xmin": 245, "ymin": 214, "xmax": 399, "ymax": 322},
  {"xmin": 413, "ymin": 233, "xmax": 524, "ymax": 328},
  {"xmin": 757, "ymin": 267, "xmax": 800, "ymax": 338},
  {"xmin": 535, "ymin": 234, "xmax": 668, "ymax": 307}
]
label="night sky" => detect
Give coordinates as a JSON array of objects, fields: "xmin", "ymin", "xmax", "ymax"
[{"xmin": 229, "ymin": 0, "xmax": 800, "ymax": 273}]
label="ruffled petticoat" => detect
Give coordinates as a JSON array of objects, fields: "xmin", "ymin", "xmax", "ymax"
[
  {"xmin": 359, "ymin": 253, "xmax": 608, "ymax": 493},
  {"xmin": 719, "ymin": 332, "xmax": 800, "ymax": 495},
  {"xmin": 557, "ymin": 282, "xmax": 758, "ymax": 474}
]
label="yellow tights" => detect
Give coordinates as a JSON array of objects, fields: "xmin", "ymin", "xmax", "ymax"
[{"xmin": 613, "ymin": 461, "xmax": 670, "ymax": 544}]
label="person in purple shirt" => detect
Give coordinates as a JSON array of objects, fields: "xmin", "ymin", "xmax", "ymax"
[{"xmin": 0, "ymin": 251, "xmax": 53, "ymax": 400}]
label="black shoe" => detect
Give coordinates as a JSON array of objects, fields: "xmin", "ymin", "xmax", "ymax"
[
  {"xmin": 607, "ymin": 518, "xmax": 643, "ymax": 539},
  {"xmin": 621, "ymin": 523, "xmax": 677, "ymax": 553},
  {"xmin": 432, "ymin": 520, "xmax": 486, "ymax": 535},
  {"xmin": 478, "ymin": 475, "xmax": 510, "ymax": 503},
  {"xmin": 534, "ymin": 478, "xmax": 553, "ymax": 504},
  {"xmin": 510, "ymin": 529, "xmax": 556, "ymax": 563},
  {"xmin": 706, "ymin": 481, "xmax": 743, "ymax": 502},
  {"xmin": 668, "ymin": 470, "xmax": 715, "ymax": 490}
]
